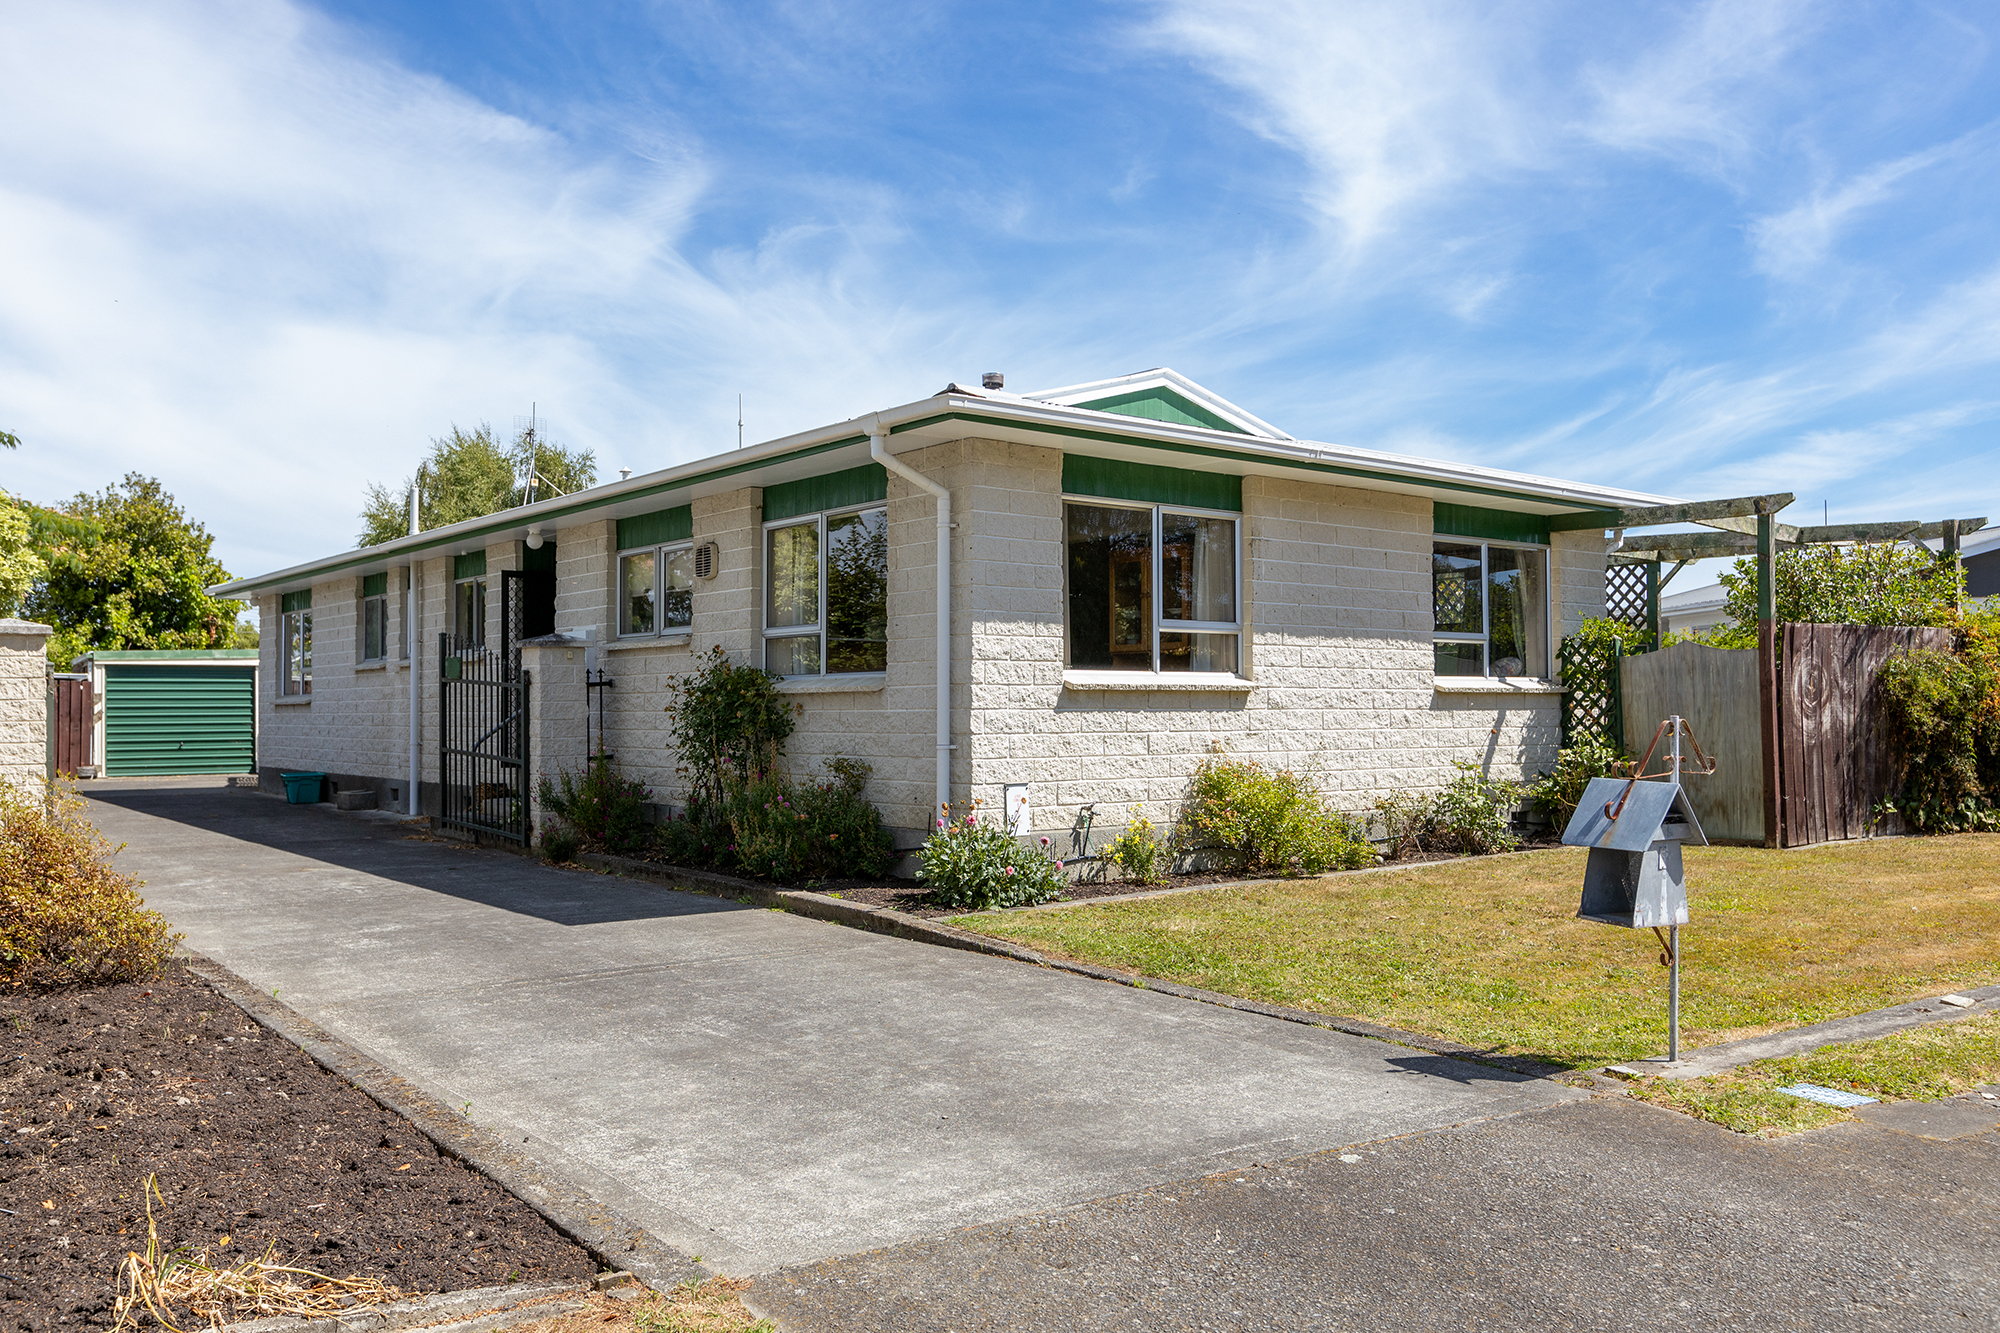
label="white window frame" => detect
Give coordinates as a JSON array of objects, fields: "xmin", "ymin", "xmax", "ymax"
[
  {"xmin": 281, "ymin": 609, "xmax": 312, "ymax": 696},
  {"xmin": 359, "ymin": 589, "xmax": 388, "ymax": 663},
  {"xmin": 615, "ymin": 540, "xmax": 695, "ymax": 638},
  {"xmin": 1061, "ymin": 496, "xmax": 1245, "ymax": 675},
  {"xmin": 761, "ymin": 503, "xmax": 889, "ymax": 678},
  {"xmin": 1431, "ymin": 538, "xmax": 1553, "ymax": 679},
  {"xmin": 453, "ymin": 575, "xmax": 487, "ymax": 647}
]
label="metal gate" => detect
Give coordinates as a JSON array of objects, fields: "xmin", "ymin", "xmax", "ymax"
[{"xmin": 438, "ymin": 572, "xmax": 532, "ymax": 843}]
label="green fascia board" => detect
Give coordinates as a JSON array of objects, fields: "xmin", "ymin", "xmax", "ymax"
[
  {"xmin": 1062, "ymin": 454, "xmax": 1242, "ymax": 511},
  {"xmin": 454, "ymin": 551, "xmax": 487, "ymax": 580},
  {"xmin": 1546, "ymin": 508, "xmax": 1623, "ymax": 533},
  {"xmin": 616, "ymin": 504, "xmax": 693, "ymax": 550},
  {"xmin": 1434, "ymin": 503, "xmax": 1552, "ymax": 545},
  {"xmin": 361, "ymin": 572, "xmax": 388, "ymax": 597},
  {"xmin": 281, "ymin": 590, "xmax": 311, "ymax": 613},
  {"xmin": 763, "ymin": 464, "xmax": 889, "ymax": 522},
  {"xmin": 1073, "ymin": 387, "xmax": 1249, "ymax": 435},
  {"xmin": 220, "ymin": 406, "xmax": 1635, "ymax": 597},
  {"xmin": 86, "ymin": 650, "xmax": 260, "ymax": 662}
]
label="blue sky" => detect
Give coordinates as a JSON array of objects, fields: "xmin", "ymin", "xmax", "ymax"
[{"xmin": 3, "ymin": 0, "xmax": 1999, "ymax": 587}]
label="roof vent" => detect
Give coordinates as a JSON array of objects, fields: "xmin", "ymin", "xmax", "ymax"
[{"xmin": 981, "ymin": 372, "xmax": 1004, "ymax": 390}]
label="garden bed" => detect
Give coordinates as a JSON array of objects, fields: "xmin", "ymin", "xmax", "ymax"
[{"xmin": 0, "ymin": 966, "xmax": 596, "ymax": 1330}]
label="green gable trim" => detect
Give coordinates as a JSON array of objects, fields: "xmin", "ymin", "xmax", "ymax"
[
  {"xmin": 454, "ymin": 551, "xmax": 487, "ymax": 580},
  {"xmin": 1434, "ymin": 503, "xmax": 1551, "ymax": 545},
  {"xmin": 616, "ymin": 505, "xmax": 692, "ymax": 550},
  {"xmin": 361, "ymin": 573, "xmax": 387, "ymax": 598},
  {"xmin": 1075, "ymin": 387, "xmax": 1249, "ymax": 435},
  {"xmin": 1062, "ymin": 455, "xmax": 1242, "ymax": 512},
  {"xmin": 281, "ymin": 590, "xmax": 311, "ymax": 614},
  {"xmin": 762, "ymin": 464, "xmax": 889, "ymax": 523}
]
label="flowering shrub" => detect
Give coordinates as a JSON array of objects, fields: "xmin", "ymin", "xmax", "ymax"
[
  {"xmin": 1104, "ymin": 804, "xmax": 1169, "ymax": 884},
  {"xmin": 717, "ymin": 759, "xmax": 895, "ymax": 882},
  {"xmin": 1177, "ymin": 759, "xmax": 1375, "ymax": 876},
  {"xmin": 917, "ymin": 804, "xmax": 1067, "ymax": 910},
  {"xmin": 0, "ymin": 780, "xmax": 180, "ymax": 988},
  {"xmin": 1375, "ymin": 761, "xmax": 1523, "ymax": 858},
  {"xmin": 536, "ymin": 754, "xmax": 654, "ymax": 856}
]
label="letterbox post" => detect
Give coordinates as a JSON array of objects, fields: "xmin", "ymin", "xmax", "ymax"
[{"xmin": 1667, "ymin": 717, "xmax": 1682, "ymax": 1062}]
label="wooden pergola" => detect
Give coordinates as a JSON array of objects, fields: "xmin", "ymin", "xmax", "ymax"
[{"xmin": 1547, "ymin": 494, "xmax": 1986, "ymax": 847}]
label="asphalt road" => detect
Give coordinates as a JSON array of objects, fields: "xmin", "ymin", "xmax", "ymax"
[
  {"xmin": 751, "ymin": 1092, "xmax": 2000, "ymax": 1331},
  {"xmin": 85, "ymin": 779, "xmax": 1579, "ymax": 1275}
]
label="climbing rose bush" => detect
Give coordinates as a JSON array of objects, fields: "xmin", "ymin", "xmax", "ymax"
[{"xmin": 917, "ymin": 804, "xmax": 1066, "ymax": 910}]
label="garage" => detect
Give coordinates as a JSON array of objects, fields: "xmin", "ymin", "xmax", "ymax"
[{"xmin": 73, "ymin": 651, "xmax": 259, "ymax": 777}]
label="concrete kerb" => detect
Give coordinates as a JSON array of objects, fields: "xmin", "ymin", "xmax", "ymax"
[
  {"xmin": 572, "ymin": 851, "xmax": 1569, "ymax": 1080},
  {"xmin": 217, "ymin": 1281, "xmax": 588, "ymax": 1333},
  {"xmin": 178, "ymin": 950, "xmax": 706, "ymax": 1296}
]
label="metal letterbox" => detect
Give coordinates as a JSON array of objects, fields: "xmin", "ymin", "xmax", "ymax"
[{"xmin": 1562, "ymin": 776, "xmax": 1705, "ymax": 929}]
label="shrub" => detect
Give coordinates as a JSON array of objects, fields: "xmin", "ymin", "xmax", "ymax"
[
  {"xmin": 1104, "ymin": 804, "xmax": 1169, "ymax": 884},
  {"xmin": 536, "ymin": 755, "xmax": 654, "ymax": 856},
  {"xmin": 0, "ymin": 780, "xmax": 180, "ymax": 988},
  {"xmin": 717, "ymin": 760, "xmax": 897, "ymax": 883},
  {"xmin": 1177, "ymin": 759, "xmax": 1375, "ymax": 876},
  {"xmin": 663, "ymin": 645, "xmax": 799, "ymax": 815},
  {"xmin": 1376, "ymin": 762, "xmax": 1523, "ymax": 858},
  {"xmin": 918, "ymin": 806, "xmax": 1067, "ymax": 910},
  {"xmin": 540, "ymin": 821, "xmax": 579, "ymax": 863},
  {"xmin": 1878, "ymin": 608, "xmax": 2000, "ymax": 832},
  {"xmin": 1526, "ymin": 739, "xmax": 1625, "ymax": 832}
]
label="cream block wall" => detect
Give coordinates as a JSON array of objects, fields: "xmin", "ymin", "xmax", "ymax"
[{"xmin": 0, "ymin": 620, "xmax": 51, "ymax": 794}]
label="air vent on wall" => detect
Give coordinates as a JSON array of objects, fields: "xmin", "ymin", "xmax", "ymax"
[{"xmin": 693, "ymin": 542, "xmax": 719, "ymax": 580}]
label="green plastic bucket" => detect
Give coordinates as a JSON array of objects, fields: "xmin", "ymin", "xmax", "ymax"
[{"xmin": 280, "ymin": 772, "xmax": 326, "ymax": 804}]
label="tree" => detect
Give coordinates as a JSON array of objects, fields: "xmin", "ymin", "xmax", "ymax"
[
  {"xmin": 22, "ymin": 475, "xmax": 244, "ymax": 666},
  {"xmin": 0, "ymin": 493, "xmax": 42, "ymax": 616},
  {"xmin": 1685, "ymin": 542, "xmax": 1965, "ymax": 647},
  {"xmin": 358, "ymin": 422, "xmax": 595, "ymax": 548}
]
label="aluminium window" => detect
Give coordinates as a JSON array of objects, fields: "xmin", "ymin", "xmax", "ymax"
[
  {"xmin": 280, "ymin": 594, "xmax": 312, "ymax": 696},
  {"xmin": 763, "ymin": 505, "xmax": 887, "ymax": 677},
  {"xmin": 453, "ymin": 575, "xmax": 486, "ymax": 646},
  {"xmin": 1432, "ymin": 541, "xmax": 1550, "ymax": 678},
  {"xmin": 360, "ymin": 575, "xmax": 388, "ymax": 663},
  {"xmin": 617, "ymin": 542, "xmax": 694, "ymax": 637},
  {"xmin": 1064, "ymin": 500, "xmax": 1241, "ymax": 673}
]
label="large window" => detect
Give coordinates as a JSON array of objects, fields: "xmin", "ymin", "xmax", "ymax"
[
  {"xmin": 618, "ymin": 543, "xmax": 693, "ymax": 637},
  {"xmin": 1433, "ymin": 541, "xmax": 1549, "ymax": 678},
  {"xmin": 281, "ymin": 604, "xmax": 312, "ymax": 696},
  {"xmin": 1065, "ymin": 501, "xmax": 1240, "ymax": 673},
  {"xmin": 453, "ymin": 575, "xmax": 486, "ymax": 646},
  {"xmin": 764, "ymin": 506, "xmax": 887, "ymax": 676}
]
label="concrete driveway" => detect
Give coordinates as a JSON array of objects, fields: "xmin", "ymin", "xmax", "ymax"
[{"xmin": 87, "ymin": 779, "xmax": 1581, "ymax": 1274}]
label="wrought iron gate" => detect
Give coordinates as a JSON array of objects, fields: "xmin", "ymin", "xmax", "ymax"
[{"xmin": 438, "ymin": 573, "xmax": 532, "ymax": 843}]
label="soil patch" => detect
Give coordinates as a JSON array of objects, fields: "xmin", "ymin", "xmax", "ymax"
[
  {"xmin": 811, "ymin": 870, "xmax": 1254, "ymax": 919},
  {"xmin": 0, "ymin": 966, "xmax": 595, "ymax": 1331}
]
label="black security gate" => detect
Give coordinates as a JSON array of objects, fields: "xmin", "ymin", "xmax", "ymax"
[{"xmin": 438, "ymin": 572, "xmax": 532, "ymax": 844}]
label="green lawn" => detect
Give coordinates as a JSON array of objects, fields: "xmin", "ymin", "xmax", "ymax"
[
  {"xmin": 1631, "ymin": 1010, "xmax": 2000, "ymax": 1136},
  {"xmin": 948, "ymin": 836, "xmax": 2000, "ymax": 1069}
]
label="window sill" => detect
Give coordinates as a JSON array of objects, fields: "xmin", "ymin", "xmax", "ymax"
[
  {"xmin": 275, "ymin": 696, "xmax": 313, "ymax": 707},
  {"xmin": 1062, "ymin": 670, "xmax": 1253, "ymax": 692},
  {"xmin": 602, "ymin": 634, "xmax": 693, "ymax": 654},
  {"xmin": 354, "ymin": 661, "xmax": 388, "ymax": 673},
  {"xmin": 1432, "ymin": 677, "xmax": 1566, "ymax": 695},
  {"xmin": 776, "ymin": 674, "xmax": 886, "ymax": 695}
]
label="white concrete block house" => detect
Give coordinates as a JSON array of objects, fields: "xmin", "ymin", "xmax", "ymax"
[{"xmin": 214, "ymin": 370, "xmax": 1667, "ymax": 852}]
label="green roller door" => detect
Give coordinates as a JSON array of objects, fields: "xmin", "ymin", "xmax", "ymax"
[{"xmin": 104, "ymin": 665, "xmax": 256, "ymax": 775}]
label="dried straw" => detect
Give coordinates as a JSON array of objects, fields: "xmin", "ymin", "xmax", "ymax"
[{"xmin": 111, "ymin": 1175, "xmax": 406, "ymax": 1331}]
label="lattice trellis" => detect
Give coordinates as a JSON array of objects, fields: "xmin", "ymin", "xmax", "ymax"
[
  {"xmin": 1559, "ymin": 634, "xmax": 1624, "ymax": 749},
  {"xmin": 1605, "ymin": 560, "xmax": 1653, "ymax": 638}
]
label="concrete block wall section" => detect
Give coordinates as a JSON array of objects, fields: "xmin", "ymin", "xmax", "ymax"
[{"xmin": 0, "ymin": 621, "xmax": 51, "ymax": 794}]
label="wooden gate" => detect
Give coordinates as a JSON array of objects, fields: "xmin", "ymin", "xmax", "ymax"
[
  {"xmin": 1780, "ymin": 623, "xmax": 1951, "ymax": 845},
  {"xmin": 53, "ymin": 674, "xmax": 92, "ymax": 776},
  {"xmin": 1620, "ymin": 642, "xmax": 1764, "ymax": 843}
]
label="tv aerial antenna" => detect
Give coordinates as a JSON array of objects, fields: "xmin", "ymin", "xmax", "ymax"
[{"xmin": 514, "ymin": 403, "xmax": 566, "ymax": 506}]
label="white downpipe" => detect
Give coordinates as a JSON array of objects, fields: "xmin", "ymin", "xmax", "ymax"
[
  {"xmin": 407, "ymin": 483, "xmax": 421, "ymax": 818},
  {"xmin": 869, "ymin": 425, "xmax": 952, "ymax": 819}
]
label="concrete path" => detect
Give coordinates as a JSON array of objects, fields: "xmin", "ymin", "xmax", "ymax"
[{"xmin": 87, "ymin": 779, "xmax": 1581, "ymax": 1275}]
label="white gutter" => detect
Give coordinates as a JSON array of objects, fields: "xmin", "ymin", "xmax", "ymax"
[
  {"xmin": 406, "ymin": 484, "xmax": 420, "ymax": 819},
  {"xmin": 870, "ymin": 423, "xmax": 952, "ymax": 820}
]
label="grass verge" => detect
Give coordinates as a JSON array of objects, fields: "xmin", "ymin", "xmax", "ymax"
[
  {"xmin": 946, "ymin": 836, "xmax": 2000, "ymax": 1069},
  {"xmin": 506, "ymin": 1280, "xmax": 774, "ymax": 1333},
  {"xmin": 1630, "ymin": 1011, "xmax": 2000, "ymax": 1136}
]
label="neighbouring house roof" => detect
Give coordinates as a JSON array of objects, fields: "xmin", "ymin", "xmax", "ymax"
[
  {"xmin": 1924, "ymin": 527, "xmax": 2000, "ymax": 559},
  {"xmin": 211, "ymin": 368, "xmax": 1681, "ymax": 600},
  {"xmin": 1660, "ymin": 584, "xmax": 1727, "ymax": 615}
]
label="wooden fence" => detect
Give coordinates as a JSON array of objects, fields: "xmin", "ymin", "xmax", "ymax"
[
  {"xmin": 54, "ymin": 673, "xmax": 93, "ymax": 777},
  {"xmin": 1619, "ymin": 623, "xmax": 1952, "ymax": 848}
]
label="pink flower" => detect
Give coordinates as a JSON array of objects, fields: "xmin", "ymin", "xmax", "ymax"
[
  {"xmin": 1039, "ymin": 836, "xmax": 1050, "ymax": 847},
  {"xmin": 1055, "ymin": 860, "xmax": 1065, "ymax": 870},
  {"xmin": 1005, "ymin": 866, "xmax": 1015, "ymax": 876}
]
